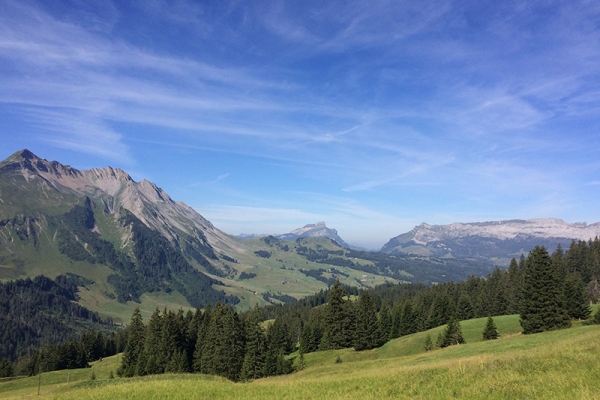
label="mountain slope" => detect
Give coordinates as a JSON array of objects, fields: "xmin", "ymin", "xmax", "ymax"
[
  {"xmin": 382, "ymin": 219, "xmax": 600, "ymax": 264},
  {"xmin": 0, "ymin": 150, "xmax": 402, "ymax": 319}
]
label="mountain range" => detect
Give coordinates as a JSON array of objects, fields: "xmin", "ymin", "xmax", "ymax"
[
  {"xmin": 382, "ymin": 219, "xmax": 600, "ymax": 264},
  {"xmin": 2, "ymin": 149, "xmax": 597, "ymax": 322}
]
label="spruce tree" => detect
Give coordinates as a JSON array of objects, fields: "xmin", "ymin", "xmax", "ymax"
[
  {"xmin": 240, "ymin": 305, "xmax": 266, "ymax": 381},
  {"xmin": 117, "ymin": 308, "xmax": 145, "ymax": 377},
  {"xmin": 424, "ymin": 334, "xmax": 433, "ymax": 352},
  {"xmin": 520, "ymin": 246, "xmax": 571, "ymax": 334},
  {"xmin": 321, "ymin": 280, "xmax": 354, "ymax": 350},
  {"xmin": 564, "ymin": 273, "xmax": 591, "ymax": 320},
  {"xmin": 482, "ymin": 316, "xmax": 499, "ymax": 340},
  {"xmin": 441, "ymin": 318, "xmax": 465, "ymax": 347},
  {"xmin": 354, "ymin": 290, "xmax": 380, "ymax": 351},
  {"xmin": 193, "ymin": 303, "xmax": 212, "ymax": 372},
  {"xmin": 399, "ymin": 301, "xmax": 417, "ymax": 336},
  {"xmin": 456, "ymin": 294, "xmax": 475, "ymax": 321},
  {"xmin": 378, "ymin": 303, "xmax": 392, "ymax": 346}
]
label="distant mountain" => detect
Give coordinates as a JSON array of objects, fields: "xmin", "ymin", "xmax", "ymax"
[
  {"xmin": 276, "ymin": 222, "xmax": 353, "ymax": 249},
  {"xmin": 381, "ymin": 219, "xmax": 600, "ymax": 264}
]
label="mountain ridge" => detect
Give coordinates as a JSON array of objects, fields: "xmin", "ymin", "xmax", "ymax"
[{"xmin": 382, "ymin": 218, "xmax": 600, "ymax": 263}]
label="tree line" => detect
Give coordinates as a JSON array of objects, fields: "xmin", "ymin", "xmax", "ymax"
[
  {"xmin": 266, "ymin": 240, "xmax": 599, "ymax": 357},
  {"xmin": 0, "ymin": 328, "xmax": 128, "ymax": 378},
  {"xmin": 0, "ymin": 274, "xmax": 114, "ymax": 362},
  {"xmin": 116, "ymin": 304, "xmax": 294, "ymax": 382}
]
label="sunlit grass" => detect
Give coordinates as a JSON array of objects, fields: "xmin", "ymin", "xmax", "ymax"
[{"xmin": 2, "ymin": 313, "xmax": 598, "ymax": 399}]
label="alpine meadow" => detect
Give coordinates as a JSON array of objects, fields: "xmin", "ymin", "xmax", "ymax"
[{"xmin": 2, "ymin": 1, "xmax": 600, "ymax": 399}]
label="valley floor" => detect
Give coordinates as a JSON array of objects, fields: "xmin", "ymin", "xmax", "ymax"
[{"xmin": 1, "ymin": 315, "xmax": 599, "ymax": 399}]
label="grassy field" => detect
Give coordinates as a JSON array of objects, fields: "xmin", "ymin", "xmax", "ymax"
[{"xmin": 2, "ymin": 313, "xmax": 599, "ymax": 399}]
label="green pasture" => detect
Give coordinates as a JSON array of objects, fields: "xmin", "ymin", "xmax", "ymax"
[{"xmin": 2, "ymin": 313, "xmax": 599, "ymax": 399}]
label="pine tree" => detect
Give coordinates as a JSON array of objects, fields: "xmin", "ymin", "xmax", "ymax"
[
  {"xmin": 456, "ymin": 294, "xmax": 475, "ymax": 321},
  {"xmin": 424, "ymin": 334, "xmax": 433, "ymax": 352},
  {"xmin": 354, "ymin": 291, "xmax": 380, "ymax": 351},
  {"xmin": 389, "ymin": 303, "xmax": 402, "ymax": 339},
  {"xmin": 141, "ymin": 308, "xmax": 163, "ymax": 375},
  {"xmin": 240, "ymin": 304, "xmax": 266, "ymax": 381},
  {"xmin": 440, "ymin": 318, "xmax": 465, "ymax": 347},
  {"xmin": 378, "ymin": 303, "xmax": 392, "ymax": 346},
  {"xmin": 117, "ymin": 308, "xmax": 145, "ymax": 377},
  {"xmin": 507, "ymin": 258, "xmax": 522, "ymax": 314},
  {"xmin": 321, "ymin": 280, "xmax": 355, "ymax": 350},
  {"xmin": 427, "ymin": 294, "xmax": 454, "ymax": 329},
  {"xmin": 399, "ymin": 301, "xmax": 417, "ymax": 336},
  {"xmin": 482, "ymin": 316, "xmax": 499, "ymax": 340},
  {"xmin": 564, "ymin": 273, "xmax": 591, "ymax": 320},
  {"xmin": 593, "ymin": 310, "xmax": 600, "ymax": 325},
  {"xmin": 520, "ymin": 246, "xmax": 571, "ymax": 334},
  {"xmin": 193, "ymin": 303, "xmax": 212, "ymax": 372}
]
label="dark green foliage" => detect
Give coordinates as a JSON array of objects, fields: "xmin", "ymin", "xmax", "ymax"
[
  {"xmin": 378, "ymin": 303, "xmax": 392, "ymax": 345},
  {"xmin": 254, "ymin": 250, "xmax": 272, "ymax": 258},
  {"xmin": 240, "ymin": 305, "xmax": 266, "ymax": 381},
  {"xmin": 239, "ymin": 271, "xmax": 257, "ymax": 280},
  {"xmin": 427, "ymin": 293, "xmax": 455, "ymax": 329},
  {"xmin": 563, "ymin": 273, "xmax": 591, "ymax": 320},
  {"xmin": 482, "ymin": 316, "xmax": 499, "ymax": 340},
  {"xmin": 0, "ymin": 358, "xmax": 14, "ymax": 378},
  {"xmin": 424, "ymin": 334, "xmax": 433, "ymax": 352},
  {"xmin": 0, "ymin": 275, "xmax": 112, "ymax": 362},
  {"xmin": 456, "ymin": 294, "xmax": 475, "ymax": 321},
  {"xmin": 520, "ymin": 246, "xmax": 571, "ymax": 334},
  {"xmin": 440, "ymin": 318, "xmax": 465, "ymax": 348},
  {"xmin": 117, "ymin": 308, "xmax": 145, "ymax": 378},
  {"xmin": 320, "ymin": 280, "xmax": 355, "ymax": 350},
  {"xmin": 354, "ymin": 291, "xmax": 380, "ymax": 351},
  {"xmin": 593, "ymin": 310, "xmax": 600, "ymax": 325}
]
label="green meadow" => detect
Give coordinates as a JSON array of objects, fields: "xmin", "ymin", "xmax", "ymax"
[{"xmin": 2, "ymin": 313, "xmax": 599, "ymax": 399}]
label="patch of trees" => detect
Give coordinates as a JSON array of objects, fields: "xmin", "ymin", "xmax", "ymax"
[
  {"xmin": 117, "ymin": 305, "xmax": 294, "ymax": 382},
  {"xmin": 262, "ymin": 292, "xmax": 297, "ymax": 304},
  {"xmin": 254, "ymin": 250, "xmax": 272, "ymax": 258},
  {"xmin": 0, "ymin": 274, "xmax": 117, "ymax": 374},
  {"xmin": 0, "ymin": 328, "xmax": 128, "ymax": 378},
  {"xmin": 239, "ymin": 271, "xmax": 257, "ymax": 280},
  {"xmin": 299, "ymin": 268, "xmax": 336, "ymax": 287}
]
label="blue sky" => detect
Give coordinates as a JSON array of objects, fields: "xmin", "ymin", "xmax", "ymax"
[{"xmin": 1, "ymin": 0, "xmax": 600, "ymax": 249}]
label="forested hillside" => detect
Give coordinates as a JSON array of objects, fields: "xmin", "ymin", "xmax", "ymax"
[{"xmin": 0, "ymin": 274, "xmax": 115, "ymax": 362}]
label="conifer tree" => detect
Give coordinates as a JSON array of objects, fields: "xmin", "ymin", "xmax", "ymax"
[
  {"xmin": 456, "ymin": 294, "xmax": 475, "ymax": 321},
  {"xmin": 520, "ymin": 246, "xmax": 571, "ymax": 334},
  {"xmin": 507, "ymin": 258, "xmax": 522, "ymax": 314},
  {"xmin": 482, "ymin": 316, "xmax": 499, "ymax": 340},
  {"xmin": 240, "ymin": 305, "xmax": 266, "ymax": 381},
  {"xmin": 378, "ymin": 303, "xmax": 392, "ymax": 346},
  {"xmin": 399, "ymin": 301, "xmax": 417, "ymax": 336},
  {"xmin": 389, "ymin": 303, "xmax": 403, "ymax": 339},
  {"xmin": 141, "ymin": 308, "xmax": 163, "ymax": 375},
  {"xmin": 354, "ymin": 290, "xmax": 380, "ymax": 351},
  {"xmin": 564, "ymin": 273, "xmax": 591, "ymax": 320},
  {"xmin": 440, "ymin": 318, "xmax": 465, "ymax": 347},
  {"xmin": 424, "ymin": 334, "xmax": 433, "ymax": 352},
  {"xmin": 117, "ymin": 308, "xmax": 145, "ymax": 377},
  {"xmin": 321, "ymin": 280, "xmax": 355, "ymax": 350},
  {"xmin": 193, "ymin": 303, "xmax": 212, "ymax": 372}
]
